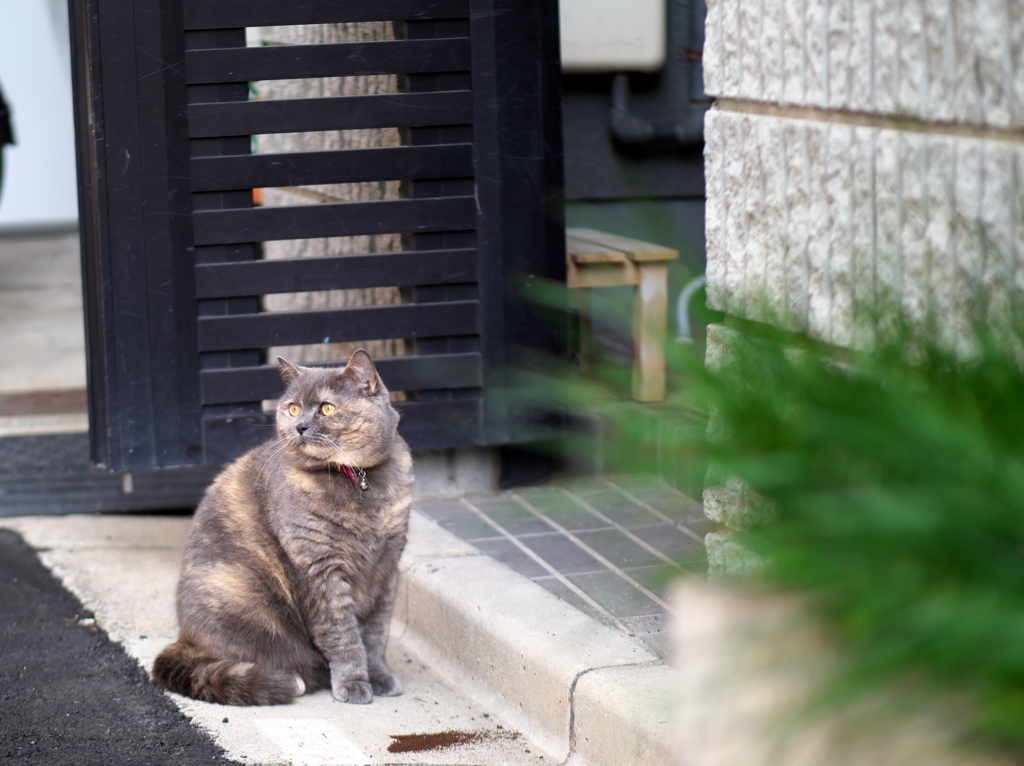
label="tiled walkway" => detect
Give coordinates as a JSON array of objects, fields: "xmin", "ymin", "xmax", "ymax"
[{"xmin": 417, "ymin": 476, "xmax": 710, "ymax": 660}]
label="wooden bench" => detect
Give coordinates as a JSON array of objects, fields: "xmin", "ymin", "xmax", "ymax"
[{"xmin": 565, "ymin": 227, "xmax": 679, "ymax": 402}]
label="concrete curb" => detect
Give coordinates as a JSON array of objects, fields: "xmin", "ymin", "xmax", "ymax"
[
  {"xmin": 0, "ymin": 510, "xmax": 676, "ymax": 765},
  {"xmin": 396, "ymin": 511, "xmax": 673, "ymax": 765}
]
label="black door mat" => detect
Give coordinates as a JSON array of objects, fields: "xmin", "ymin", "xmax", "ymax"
[
  {"xmin": 0, "ymin": 529, "xmax": 232, "ymax": 765},
  {"xmin": 0, "ymin": 433, "xmax": 220, "ymax": 516}
]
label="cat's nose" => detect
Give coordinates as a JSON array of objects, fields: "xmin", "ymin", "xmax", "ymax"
[{"xmin": 295, "ymin": 423, "xmax": 308, "ymax": 435}]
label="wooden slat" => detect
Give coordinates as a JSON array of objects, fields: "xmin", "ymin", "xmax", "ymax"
[
  {"xmin": 200, "ymin": 353, "xmax": 482, "ymax": 405},
  {"xmin": 183, "ymin": 0, "xmax": 470, "ymax": 29},
  {"xmin": 566, "ymin": 227, "xmax": 679, "ymax": 263},
  {"xmin": 566, "ymin": 233, "xmax": 629, "ymax": 264},
  {"xmin": 191, "ymin": 144, "xmax": 474, "ymax": 192},
  {"xmin": 202, "ymin": 397, "xmax": 482, "ymax": 462},
  {"xmin": 186, "ymin": 39, "xmax": 471, "ymax": 84},
  {"xmin": 197, "ymin": 300, "xmax": 479, "ymax": 352},
  {"xmin": 566, "ymin": 259, "xmax": 639, "ymax": 289},
  {"xmin": 395, "ymin": 397, "xmax": 482, "ymax": 449},
  {"xmin": 189, "ymin": 91, "xmax": 473, "ymax": 138},
  {"xmin": 193, "ymin": 196, "xmax": 476, "ymax": 246},
  {"xmin": 196, "ymin": 249, "xmax": 478, "ymax": 299},
  {"xmin": 0, "ymin": 389, "xmax": 88, "ymax": 416}
]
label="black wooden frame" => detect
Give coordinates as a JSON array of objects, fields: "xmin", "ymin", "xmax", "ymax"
[{"xmin": 69, "ymin": 0, "xmax": 565, "ymax": 470}]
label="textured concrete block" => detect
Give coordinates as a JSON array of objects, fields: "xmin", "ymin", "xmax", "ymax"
[
  {"xmin": 782, "ymin": 120, "xmax": 810, "ymax": 329},
  {"xmin": 898, "ymin": 0, "xmax": 927, "ymax": 117},
  {"xmin": 740, "ymin": 115, "xmax": 769, "ymax": 320},
  {"xmin": 762, "ymin": 118, "xmax": 788, "ymax": 322},
  {"xmin": 710, "ymin": 0, "xmax": 1022, "ymax": 128},
  {"xmin": 923, "ymin": 2, "xmax": 955, "ymax": 123},
  {"xmin": 847, "ymin": 0, "xmax": 874, "ymax": 112},
  {"xmin": 899, "ymin": 133, "xmax": 929, "ymax": 329},
  {"xmin": 703, "ymin": 323, "xmax": 741, "ymax": 375},
  {"xmin": 849, "ymin": 127, "xmax": 876, "ymax": 348},
  {"xmin": 952, "ymin": 0, "xmax": 983, "ymax": 125},
  {"xmin": 703, "ymin": 0, "xmax": 722, "ymax": 97},
  {"xmin": 874, "ymin": 0, "xmax": 899, "ymax": 114},
  {"xmin": 782, "ymin": 0, "xmax": 806, "ymax": 105},
  {"xmin": 825, "ymin": 0, "xmax": 851, "ymax": 109},
  {"xmin": 760, "ymin": 0, "xmax": 784, "ymax": 104},
  {"xmin": 702, "ymin": 324, "xmax": 778, "ymax": 533},
  {"xmin": 804, "ymin": 0, "xmax": 828, "ymax": 108},
  {"xmin": 704, "ymin": 475, "xmax": 774, "ymax": 532},
  {"xmin": 805, "ymin": 123, "xmax": 832, "ymax": 342},
  {"xmin": 721, "ymin": 0, "xmax": 742, "ymax": 98},
  {"xmin": 704, "ymin": 529, "xmax": 762, "ymax": 581},
  {"xmin": 704, "ymin": 112, "xmax": 1022, "ymax": 354},
  {"xmin": 981, "ymin": 143, "xmax": 1016, "ymax": 344},
  {"xmin": 824, "ymin": 124, "xmax": 853, "ymax": 347},
  {"xmin": 1012, "ymin": 4, "xmax": 1024, "ymax": 126},
  {"xmin": 1014, "ymin": 148, "xmax": 1024, "ymax": 333},
  {"xmin": 950, "ymin": 140, "xmax": 984, "ymax": 354},
  {"xmin": 925, "ymin": 137, "xmax": 956, "ymax": 333},
  {"xmin": 703, "ymin": 324, "xmax": 742, "ymax": 452},
  {"xmin": 976, "ymin": 0, "xmax": 1012, "ymax": 128},
  {"xmin": 739, "ymin": 0, "xmax": 762, "ymax": 101},
  {"xmin": 721, "ymin": 113, "xmax": 750, "ymax": 317},
  {"xmin": 874, "ymin": 129, "xmax": 901, "ymax": 310},
  {"xmin": 704, "ymin": 110, "xmax": 728, "ymax": 313}
]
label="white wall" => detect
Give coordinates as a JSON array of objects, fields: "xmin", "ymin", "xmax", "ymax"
[{"xmin": 0, "ymin": 0, "xmax": 79, "ymax": 230}]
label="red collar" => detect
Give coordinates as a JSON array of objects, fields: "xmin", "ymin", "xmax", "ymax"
[{"xmin": 331, "ymin": 464, "xmax": 368, "ymax": 490}]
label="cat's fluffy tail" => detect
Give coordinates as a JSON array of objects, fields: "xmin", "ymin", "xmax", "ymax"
[{"xmin": 152, "ymin": 641, "xmax": 300, "ymax": 705}]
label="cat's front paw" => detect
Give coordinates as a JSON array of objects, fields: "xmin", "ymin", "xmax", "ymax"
[
  {"xmin": 370, "ymin": 672, "xmax": 402, "ymax": 697},
  {"xmin": 332, "ymin": 679, "xmax": 373, "ymax": 704}
]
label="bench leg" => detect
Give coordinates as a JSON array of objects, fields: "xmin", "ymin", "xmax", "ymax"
[
  {"xmin": 632, "ymin": 263, "xmax": 668, "ymax": 402},
  {"xmin": 574, "ymin": 288, "xmax": 594, "ymax": 373}
]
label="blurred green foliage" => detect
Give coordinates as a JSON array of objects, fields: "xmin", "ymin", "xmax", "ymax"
[
  {"xmin": 701, "ymin": 317, "xmax": 1024, "ymax": 750},
  {"xmin": 525, "ymin": 287, "xmax": 1024, "ymax": 751}
]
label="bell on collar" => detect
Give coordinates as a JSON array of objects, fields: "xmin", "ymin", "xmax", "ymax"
[{"xmin": 358, "ymin": 468, "xmax": 369, "ymax": 491}]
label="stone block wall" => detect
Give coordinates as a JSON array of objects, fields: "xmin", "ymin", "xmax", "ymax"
[
  {"xmin": 704, "ymin": 0, "xmax": 1024, "ymax": 125},
  {"xmin": 704, "ymin": 0, "xmax": 1024, "ymax": 346},
  {"xmin": 701, "ymin": 0, "xmax": 1024, "ymax": 560}
]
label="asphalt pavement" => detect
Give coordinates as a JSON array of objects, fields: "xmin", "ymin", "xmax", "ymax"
[{"xmin": 0, "ymin": 528, "xmax": 231, "ymax": 765}]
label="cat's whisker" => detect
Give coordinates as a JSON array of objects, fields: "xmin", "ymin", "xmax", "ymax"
[
  {"xmin": 330, "ymin": 443, "xmax": 359, "ymax": 468},
  {"xmin": 254, "ymin": 439, "xmax": 291, "ymax": 489}
]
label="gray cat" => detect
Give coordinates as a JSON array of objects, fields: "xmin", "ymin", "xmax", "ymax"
[{"xmin": 153, "ymin": 350, "xmax": 413, "ymax": 705}]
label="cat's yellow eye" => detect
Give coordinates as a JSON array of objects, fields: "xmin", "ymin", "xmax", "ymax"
[
  {"xmin": 320, "ymin": 403, "xmax": 336, "ymax": 416},
  {"xmin": 288, "ymin": 403, "xmax": 301, "ymax": 417}
]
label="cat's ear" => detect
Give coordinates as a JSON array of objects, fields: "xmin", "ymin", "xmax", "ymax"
[
  {"xmin": 277, "ymin": 356, "xmax": 308, "ymax": 385},
  {"xmin": 342, "ymin": 349, "xmax": 379, "ymax": 396}
]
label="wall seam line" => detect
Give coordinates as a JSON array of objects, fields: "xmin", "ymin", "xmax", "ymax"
[{"xmin": 712, "ymin": 98, "xmax": 1024, "ymax": 143}]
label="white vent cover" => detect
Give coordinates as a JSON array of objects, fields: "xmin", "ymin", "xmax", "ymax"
[{"xmin": 559, "ymin": 0, "xmax": 667, "ymax": 74}]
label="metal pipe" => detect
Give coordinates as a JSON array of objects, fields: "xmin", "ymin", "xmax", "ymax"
[
  {"xmin": 675, "ymin": 274, "xmax": 706, "ymax": 343},
  {"xmin": 609, "ymin": 73, "xmax": 704, "ymax": 148}
]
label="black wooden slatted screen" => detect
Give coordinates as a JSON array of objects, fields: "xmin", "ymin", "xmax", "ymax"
[{"xmin": 70, "ymin": 0, "xmax": 564, "ymax": 471}]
